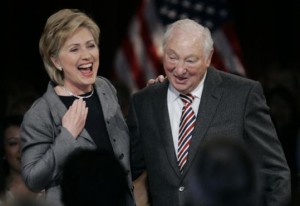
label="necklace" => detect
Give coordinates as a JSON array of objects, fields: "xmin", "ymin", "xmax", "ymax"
[{"xmin": 62, "ymin": 86, "xmax": 94, "ymax": 99}]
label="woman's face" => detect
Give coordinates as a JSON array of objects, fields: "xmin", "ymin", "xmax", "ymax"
[
  {"xmin": 52, "ymin": 27, "xmax": 99, "ymax": 94},
  {"xmin": 4, "ymin": 125, "xmax": 21, "ymax": 173}
]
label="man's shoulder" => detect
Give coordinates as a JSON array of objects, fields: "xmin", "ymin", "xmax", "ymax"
[
  {"xmin": 133, "ymin": 81, "xmax": 168, "ymax": 98},
  {"xmin": 211, "ymin": 68, "xmax": 258, "ymax": 87}
]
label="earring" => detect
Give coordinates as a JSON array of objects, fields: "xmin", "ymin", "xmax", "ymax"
[{"xmin": 57, "ymin": 66, "xmax": 62, "ymax": 71}]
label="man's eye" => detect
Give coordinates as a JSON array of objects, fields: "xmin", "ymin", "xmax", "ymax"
[{"xmin": 186, "ymin": 58, "xmax": 197, "ymax": 64}]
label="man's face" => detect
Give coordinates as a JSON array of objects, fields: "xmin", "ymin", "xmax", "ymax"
[{"xmin": 163, "ymin": 30, "xmax": 211, "ymax": 94}]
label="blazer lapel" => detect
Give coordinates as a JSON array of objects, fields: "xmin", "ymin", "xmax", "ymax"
[
  {"xmin": 94, "ymin": 81, "xmax": 117, "ymax": 143},
  {"xmin": 183, "ymin": 68, "xmax": 223, "ymax": 176},
  {"xmin": 152, "ymin": 82, "xmax": 182, "ymax": 178},
  {"xmin": 44, "ymin": 82, "xmax": 93, "ymax": 143}
]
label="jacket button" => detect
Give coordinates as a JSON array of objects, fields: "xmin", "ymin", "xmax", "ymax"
[
  {"xmin": 119, "ymin": 153, "xmax": 124, "ymax": 160},
  {"xmin": 179, "ymin": 186, "xmax": 184, "ymax": 192}
]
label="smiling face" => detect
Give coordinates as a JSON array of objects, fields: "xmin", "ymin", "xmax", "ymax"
[
  {"xmin": 163, "ymin": 30, "xmax": 212, "ymax": 94},
  {"xmin": 4, "ymin": 125, "xmax": 21, "ymax": 173},
  {"xmin": 51, "ymin": 27, "xmax": 99, "ymax": 94}
]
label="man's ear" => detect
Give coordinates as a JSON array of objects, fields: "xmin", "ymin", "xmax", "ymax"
[{"xmin": 205, "ymin": 49, "xmax": 214, "ymax": 67}]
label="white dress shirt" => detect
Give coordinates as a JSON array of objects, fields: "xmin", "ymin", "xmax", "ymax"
[{"xmin": 167, "ymin": 72, "xmax": 207, "ymax": 155}]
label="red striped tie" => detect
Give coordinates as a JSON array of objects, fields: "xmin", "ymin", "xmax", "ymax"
[{"xmin": 178, "ymin": 93, "xmax": 196, "ymax": 174}]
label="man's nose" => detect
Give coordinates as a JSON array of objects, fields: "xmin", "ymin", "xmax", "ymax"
[{"xmin": 175, "ymin": 60, "xmax": 187, "ymax": 74}]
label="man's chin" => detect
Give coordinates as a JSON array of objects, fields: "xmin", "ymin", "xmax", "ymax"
[{"xmin": 173, "ymin": 84, "xmax": 188, "ymax": 93}]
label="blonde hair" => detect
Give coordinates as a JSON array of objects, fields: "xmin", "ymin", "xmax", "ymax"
[
  {"xmin": 39, "ymin": 9, "xmax": 100, "ymax": 85},
  {"xmin": 162, "ymin": 19, "xmax": 213, "ymax": 60}
]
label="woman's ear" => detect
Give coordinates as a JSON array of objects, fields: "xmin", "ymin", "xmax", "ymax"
[{"xmin": 50, "ymin": 56, "xmax": 62, "ymax": 71}]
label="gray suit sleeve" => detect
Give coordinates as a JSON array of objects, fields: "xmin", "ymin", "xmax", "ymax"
[
  {"xmin": 127, "ymin": 95, "xmax": 146, "ymax": 180},
  {"xmin": 21, "ymin": 99, "xmax": 79, "ymax": 192},
  {"xmin": 244, "ymin": 82, "xmax": 291, "ymax": 205}
]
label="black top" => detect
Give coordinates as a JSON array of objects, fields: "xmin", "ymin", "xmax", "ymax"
[{"xmin": 59, "ymin": 89, "xmax": 114, "ymax": 154}]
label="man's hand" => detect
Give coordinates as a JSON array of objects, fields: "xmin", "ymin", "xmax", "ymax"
[
  {"xmin": 133, "ymin": 171, "xmax": 150, "ymax": 206},
  {"xmin": 147, "ymin": 75, "xmax": 166, "ymax": 86}
]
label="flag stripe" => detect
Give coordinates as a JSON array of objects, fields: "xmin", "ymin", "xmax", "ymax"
[
  {"xmin": 138, "ymin": 0, "xmax": 164, "ymax": 76},
  {"xmin": 122, "ymin": 36, "xmax": 145, "ymax": 88},
  {"xmin": 129, "ymin": 17, "xmax": 157, "ymax": 82}
]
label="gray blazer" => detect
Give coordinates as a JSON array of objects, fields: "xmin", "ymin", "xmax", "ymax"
[
  {"xmin": 21, "ymin": 77, "xmax": 134, "ymax": 206},
  {"xmin": 128, "ymin": 67, "xmax": 291, "ymax": 206}
]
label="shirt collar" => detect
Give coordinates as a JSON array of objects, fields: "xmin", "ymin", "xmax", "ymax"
[{"xmin": 168, "ymin": 70, "xmax": 207, "ymax": 102}]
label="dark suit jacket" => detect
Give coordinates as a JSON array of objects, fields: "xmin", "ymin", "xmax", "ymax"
[{"xmin": 128, "ymin": 67, "xmax": 291, "ymax": 206}]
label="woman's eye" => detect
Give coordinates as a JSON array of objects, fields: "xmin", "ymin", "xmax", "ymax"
[{"xmin": 70, "ymin": 48, "xmax": 78, "ymax": 52}]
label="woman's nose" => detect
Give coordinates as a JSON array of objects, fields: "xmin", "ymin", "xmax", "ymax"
[{"xmin": 81, "ymin": 49, "xmax": 92, "ymax": 59}]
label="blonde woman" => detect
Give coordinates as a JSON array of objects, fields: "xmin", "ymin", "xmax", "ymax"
[{"xmin": 20, "ymin": 9, "xmax": 134, "ymax": 206}]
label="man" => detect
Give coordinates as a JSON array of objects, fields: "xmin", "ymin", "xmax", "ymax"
[{"xmin": 127, "ymin": 19, "xmax": 290, "ymax": 206}]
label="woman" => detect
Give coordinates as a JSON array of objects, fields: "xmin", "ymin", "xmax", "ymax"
[
  {"xmin": 0, "ymin": 115, "xmax": 43, "ymax": 205},
  {"xmin": 20, "ymin": 9, "xmax": 134, "ymax": 206}
]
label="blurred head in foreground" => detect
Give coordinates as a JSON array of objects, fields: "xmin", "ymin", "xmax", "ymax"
[{"xmin": 189, "ymin": 136, "xmax": 262, "ymax": 206}]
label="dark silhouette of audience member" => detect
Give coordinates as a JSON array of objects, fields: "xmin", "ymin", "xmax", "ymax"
[
  {"xmin": 6, "ymin": 94, "xmax": 38, "ymax": 117},
  {"xmin": 290, "ymin": 190, "xmax": 300, "ymax": 206},
  {"xmin": 0, "ymin": 158, "xmax": 6, "ymax": 203},
  {"xmin": 61, "ymin": 149, "xmax": 129, "ymax": 206},
  {"xmin": 188, "ymin": 136, "xmax": 262, "ymax": 206},
  {"xmin": 265, "ymin": 86, "xmax": 300, "ymax": 200},
  {"xmin": 0, "ymin": 115, "xmax": 44, "ymax": 206},
  {"xmin": 4, "ymin": 80, "xmax": 39, "ymax": 118},
  {"xmin": 111, "ymin": 81, "xmax": 131, "ymax": 119}
]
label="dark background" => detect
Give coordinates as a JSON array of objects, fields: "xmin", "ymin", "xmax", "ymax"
[
  {"xmin": 2, "ymin": 0, "xmax": 299, "ymax": 93},
  {"xmin": 2, "ymin": 0, "xmax": 299, "ymax": 87}
]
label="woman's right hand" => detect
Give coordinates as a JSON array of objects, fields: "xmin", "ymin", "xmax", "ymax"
[{"xmin": 62, "ymin": 98, "xmax": 88, "ymax": 138}]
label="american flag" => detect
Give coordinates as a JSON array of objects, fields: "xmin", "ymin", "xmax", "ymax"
[{"xmin": 114, "ymin": 0, "xmax": 246, "ymax": 92}]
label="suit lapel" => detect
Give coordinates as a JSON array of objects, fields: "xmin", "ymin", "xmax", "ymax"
[
  {"xmin": 94, "ymin": 80, "xmax": 120, "ymax": 145},
  {"xmin": 152, "ymin": 82, "xmax": 182, "ymax": 177},
  {"xmin": 183, "ymin": 68, "xmax": 223, "ymax": 176},
  {"xmin": 44, "ymin": 82, "xmax": 93, "ymax": 143}
]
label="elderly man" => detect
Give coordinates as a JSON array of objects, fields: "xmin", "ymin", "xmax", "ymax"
[{"xmin": 128, "ymin": 18, "xmax": 291, "ymax": 206}]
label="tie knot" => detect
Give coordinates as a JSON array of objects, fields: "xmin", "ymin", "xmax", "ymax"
[{"xmin": 179, "ymin": 93, "xmax": 194, "ymax": 104}]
